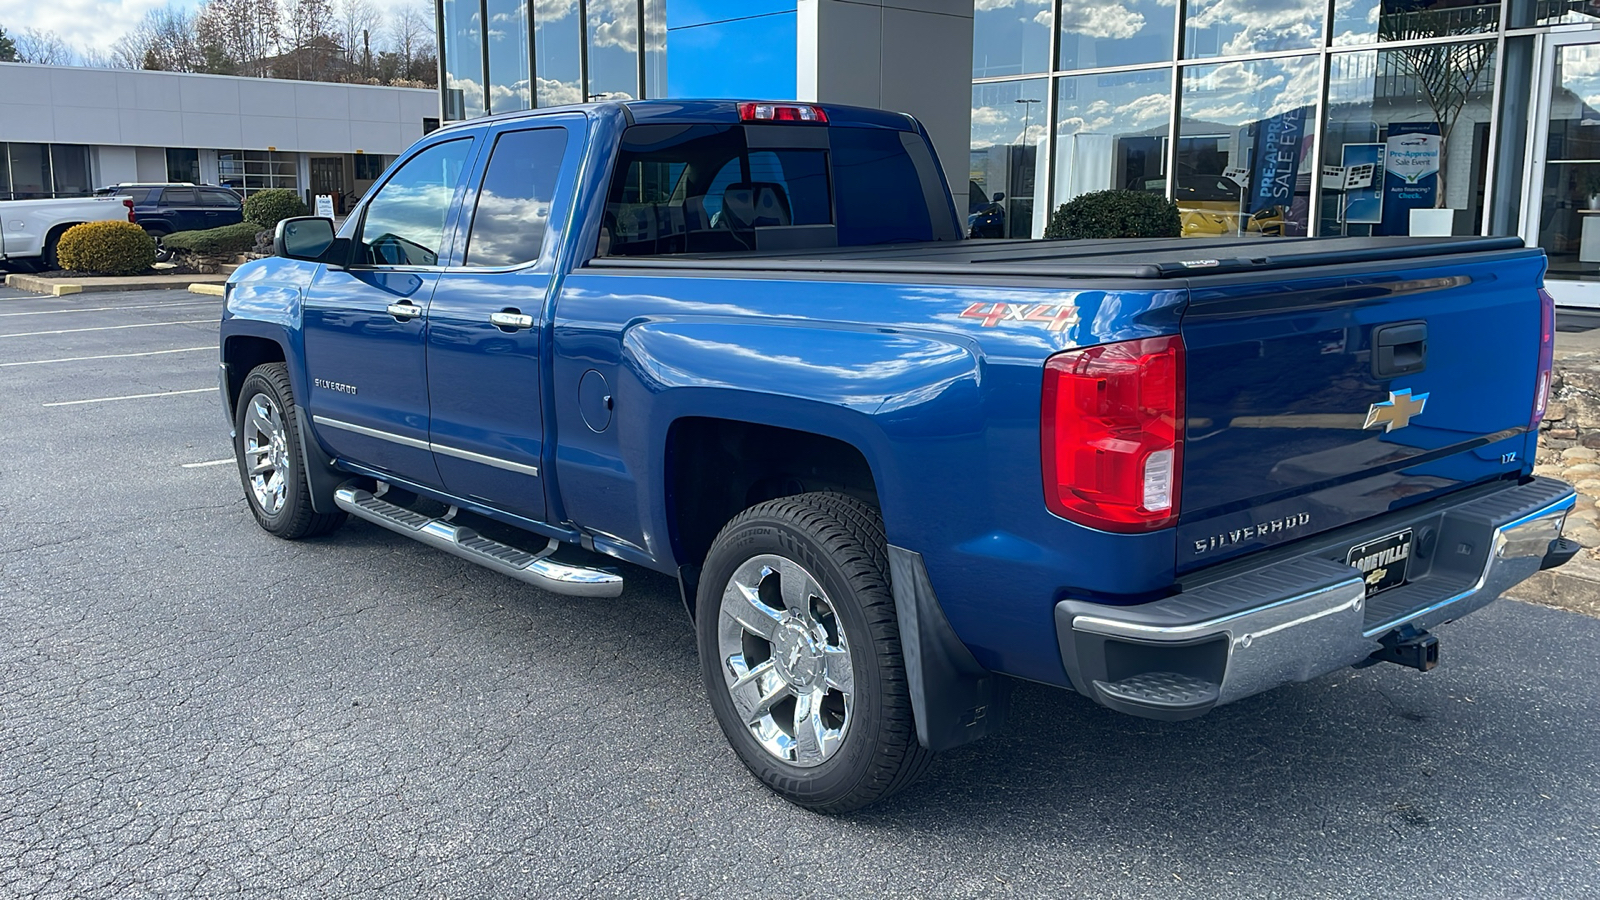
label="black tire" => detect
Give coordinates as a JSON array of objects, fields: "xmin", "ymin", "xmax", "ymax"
[
  {"xmin": 41, "ymin": 229, "xmax": 66, "ymax": 270},
  {"xmin": 697, "ymin": 492, "xmax": 933, "ymax": 813},
  {"xmin": 233, "ymin": 362, "xmax": 346, "ymax": 539}
]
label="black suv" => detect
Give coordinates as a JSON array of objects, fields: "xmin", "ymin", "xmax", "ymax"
[{"xmin": 97, "ymin": 184, "xmax": 245, "ymax": 237}]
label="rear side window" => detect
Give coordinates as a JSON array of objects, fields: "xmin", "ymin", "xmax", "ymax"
[
  {"xmin": 200, "ymin": 190, "xmax": 241, "ymax": 209},
  {"xmin": 600, "ymin": 122, "xmax": 946, "ymax": 257},
  {"xmin": 162, "ymin": 188, "xmax": 197, "ymax": 205},
  {"xmin": 463, "ymin": 127, "xmax": 569, "ymax": 268},
  {"xmin": 830, "ymin": 129, "xmax": 935, "ymax": 245}
]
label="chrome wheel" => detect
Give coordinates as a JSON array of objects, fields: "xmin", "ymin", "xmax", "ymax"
[
  {"xmin": 241, "ymin": 391, "xmax": 291, "ymax": 516},
  {"xmin": 717, "ymin": 554, "xmax": 854, "ymax": 768}
]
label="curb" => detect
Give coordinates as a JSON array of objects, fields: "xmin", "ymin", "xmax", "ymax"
[
  {"xmin": 4, "ymin": 273, "xmax": 227, "ymax": 296},
  {"xmin": 188, "ymin": 283, "xmax": 225, "ymax": 297},
  {"xmin": 1505, "ymin": 555, "xmax": 1600, "ymax": 618}
]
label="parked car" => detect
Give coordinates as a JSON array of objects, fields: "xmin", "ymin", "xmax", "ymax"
[
  {"xmin": 218, "ymin": 99, "xmax": 1576, "ymax": 813},
  {"xmin": 0, "ymin": 195, "xmax": 137, "ymax": 269},
  {"xmin": 97, "ymin": 183, "xmax": 245, "ymax": 237},
  {"xmin": 967, "ymin": 181, "xmax": 1006, "ymax": 238}
]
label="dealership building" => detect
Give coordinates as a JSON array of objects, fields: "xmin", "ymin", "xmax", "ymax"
[{"xmin": 0, "ymin": 62, "xmax": 436, "ymax": 214}]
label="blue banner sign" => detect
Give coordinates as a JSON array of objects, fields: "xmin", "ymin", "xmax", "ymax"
[{"xmin": 1249, "ymin": 106, "xmax": 1308, "ymax": 215}]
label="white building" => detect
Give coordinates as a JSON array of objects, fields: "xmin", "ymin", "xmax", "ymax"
[{"xmin": 0, "ymin": 62, "xmax": 438, "ymax": 212}]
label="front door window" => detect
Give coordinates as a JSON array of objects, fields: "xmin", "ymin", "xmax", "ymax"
[{"xmin": 357, "ymin": 139, "xmax": 473, "ymax": 267}]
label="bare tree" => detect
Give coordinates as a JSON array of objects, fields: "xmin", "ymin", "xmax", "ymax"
[
  {"xmin": 113, "ymin": 3, "xmax": 203, "ymax": 71},
  {"xmin": 335, "ymin": 0, "xmax": 383, "ymax": 78},
  {"xmin": 280, "ymin": 0, "xmax": 337, "ymax": 79},
  {"xmin": 14, "ymin": 28, "xmax": 74, "ymax": 65},
  {"xmin": 198, "ymin": 0, "xmax": 281, "ymax": 77},
  {"xmin": 386, "ymin": 3, "xmax": 432, "ymax": 80}
]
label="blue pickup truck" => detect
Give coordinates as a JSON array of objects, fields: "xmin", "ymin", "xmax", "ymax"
[{"xmin": 218, "ymin": 99, "xmax": 1579, "ymax": 812}]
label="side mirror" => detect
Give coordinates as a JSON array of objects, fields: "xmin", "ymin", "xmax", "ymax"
[
  {"xmin": 275, "ymin": 216, "xmax": 337, "ymax": 262},
  {"xmin": 992, "ymin": 192, "xmax": 1005, "ymax": 203}
]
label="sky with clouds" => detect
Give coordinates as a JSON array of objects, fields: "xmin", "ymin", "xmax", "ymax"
[{"xmin": 1, "ymin": 0, "xmax": 206, "ymax": 56}]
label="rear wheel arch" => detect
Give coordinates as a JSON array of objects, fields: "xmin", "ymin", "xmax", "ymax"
[
  {"xmin": 42, "ymin": 223, "xmax": 81, "ymax": 268},
  {"xmin": 663, "ymin": 416, "xmax": 881, "ymax": 583}
]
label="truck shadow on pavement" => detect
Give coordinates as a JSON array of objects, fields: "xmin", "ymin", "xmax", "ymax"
[{"xmin": 328, "ymin": 519, "xmax": 1597, "ymax": 862}]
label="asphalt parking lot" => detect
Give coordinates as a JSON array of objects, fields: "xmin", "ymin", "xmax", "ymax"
[{"xmin": 1, "ymin": 286, "xmax": 1597, "ymax": 899}]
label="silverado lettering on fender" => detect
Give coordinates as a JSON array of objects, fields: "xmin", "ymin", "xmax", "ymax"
[{"xmin": 217, "ymin": 100, "xmax": 1579, "ymax": 813}]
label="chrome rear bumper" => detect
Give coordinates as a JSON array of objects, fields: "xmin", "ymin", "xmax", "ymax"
[{"xmin": 1055, "ymin": 477, "xmax": 1576, "ymax": 721}]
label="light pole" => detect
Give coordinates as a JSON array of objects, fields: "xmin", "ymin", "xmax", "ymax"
[{"xmin": 1014, "ymin": 97, "xmax": 1041, "ymax": 147}]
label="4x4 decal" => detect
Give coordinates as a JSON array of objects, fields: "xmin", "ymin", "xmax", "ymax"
[{"xmin": 959, "ymin": 302, "xmax": 1079, "ymax": 332}]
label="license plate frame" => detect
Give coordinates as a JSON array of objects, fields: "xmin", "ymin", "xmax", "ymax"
[{"xmin": 1347, "ymin": 529, "xmax": 1413, "ymax": 598}]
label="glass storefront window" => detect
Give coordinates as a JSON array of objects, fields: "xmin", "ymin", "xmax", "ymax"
[
  {"xmin": 970, "ymin": 78, "xmax": 1049, "ymax": 238},
  {"xmin": 973, "ymin": 0, "xmax": 1051, "ymax": 78},
  {"xmin": 1534, "ymin": 42, "xmax": 1600, "ymax": 280},
  {"xmin": 1320, "ymin": 42, "xmax": 1495, "ymax": 237},
  {"xmin": 167, "ymin": 148, "xmax": 200, "ymax": 184},
  {"xmin": 587, "ymin": 0, "xmax": 639, "ymax": 101},
  {"xmin": 535, "ymin": 0, "xmax": 583, "ymax": 107},
  {"xmin": 1334, "ymin": 0, "xmax": 1500, "ymax": 47},
  {"xmin": 487, "ymin": 0, "xmax": 531, "ymax": 113},
  {"xmin": 50, "ymin": 145, "xmax": 91, "ymax": 196},
  {"xmin": 1059, "ymin": 0, "xmax": 1175, "ymax": 71},
  {"xmin": 7, "ymin": 144, "xmax": 50, "ymax": 199},
  {"xmin": 1177, "ymin": 56, "xmax": 1319, "ymax": 237},
  {"xmin": 1054, "ymin": 68, "xmax": 1172, "ymax": 211},
  {"xmin": 1184, "ymin": 0, "xmax": 1325, "ymax": 59},
  {"xmin": 442, "ymin": 0, "xmax": 485, "ymax": 118}
]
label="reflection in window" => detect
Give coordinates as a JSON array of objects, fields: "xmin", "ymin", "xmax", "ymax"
[
  {"xmin": 973, "ymin": 0, "xmax": 1051, "ymax": 77},
  {"xmin": 1538, "ymin": 42, "xmax": 1600, "ymax": 279},
  {"xmin": 1184, "ymin": 0, "xmax": 1324, "ymax": 58},
  {"xmin": 536, "ymin": 0, "xmax": 583, "ymax": 106},
  {"xmin": 487, "ymin": 0, "xmax": 530, "ymax": 113},
  {"xmin": 1059, "ymin": 0, "xmax": 1175, "ymax": 71},
  {"xmin": 1334, "ymin": 0, "xmax": 1500, "ymax": 46},
  {"xmin": 1321, "ymin": 43, "xmax": 1495, "ymax": 237},
  {"xmin": 1054, "ymin": 69, "xmax": 1172, "ymax": 208},
  {"xmin": 970, "ymin": 79, "xmax": 1049, "ymax": 238},
  {"xmin": 1177, "ymin": 56, "xmax": 1319, "ymax": 237},
  {"xmin": 359, "ymin": 139, "xmax": 473, "ymax": 267},
  {"xmin": 466, "ymin": 129, "xmax": 568, "ymax": 267},
  {"xmin": 645, "ymin": 0, "xmax": 667, "ymax": 99},
  {"xmin": 587, "ymin": 0, "xmax": 639, "ymax": 101},
  {"xmin": 443, "ymin": 0, "xmax": 484, "ymax": 118}
]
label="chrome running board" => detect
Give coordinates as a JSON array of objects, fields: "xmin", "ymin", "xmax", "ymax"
[{"xmin": 334, "ymin": 485, "xmax": 624, "ymax": 599}]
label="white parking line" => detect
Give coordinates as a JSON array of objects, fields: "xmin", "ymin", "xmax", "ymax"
[
  {"xmin": 0, "ymin": 346, "xmax": 213, "ymax": 368},
  {"xmin": 0, "ymin": 301, "xmax": 216, "ymax": 318},
  {"xmin": 43, "ymin": 387, "xmax": 212, "ymax": 407},
  {"xmin": 181, "ymin": 458, "xmax": 234, "ymax": 468},
  {"xmin": 0, "ymin": 320, "xmax": 214, "ymax": 339}
]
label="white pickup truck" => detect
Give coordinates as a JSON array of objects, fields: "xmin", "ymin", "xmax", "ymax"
[{"xmin": 0, "ymin": 196, "xmax": 136, "ymax": 270}]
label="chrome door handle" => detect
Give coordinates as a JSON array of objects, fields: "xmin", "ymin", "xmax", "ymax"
[
  {"xmin": 490, "ymin": 311, "xmax": 534, "ymax": 330},
  {"xmin": 386, "ymin": 302, "xmax": 421, "ymax": 320}
]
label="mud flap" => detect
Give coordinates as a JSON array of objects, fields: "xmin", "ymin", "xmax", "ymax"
[{"xmin": 887, "ymin": 545, "xmax": 1011, "ymax": 751}]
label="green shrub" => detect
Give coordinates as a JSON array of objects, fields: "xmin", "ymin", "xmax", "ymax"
[
  {"xmin": 243, "ymin": 188, "xmax": 308, "ymax": 229},
  {"xmin": 161, "ymin": 222, "xmax": 262, "ymax": 255},
  {"xmin": 1044, "ymin": 190, "xmax": 1181, "ymax": 240},
  {"xmin": 55, "ymin": 221, "xmax": 156, "ymax": 275}
]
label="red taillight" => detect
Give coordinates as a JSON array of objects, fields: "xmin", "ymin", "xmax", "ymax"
[
  {"xmin": 738, "ymin": 102, "xmax": 828, "ymax": 123},
  {"xmin": 123, "ymin": 197, "xmax": 136, "ymax": 223},
  {"xmin": 1532, "ymin": 287, "xmax": 1556, "ymax": 429},
  {"xmin": 1041, "ymin": 335, "xmax": 1185, "ymax": 532}
]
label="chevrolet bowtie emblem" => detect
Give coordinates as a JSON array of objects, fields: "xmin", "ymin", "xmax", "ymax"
[{"xmin": 1364, "ymin": 388, "xmax": 1429, "ymax": 432}]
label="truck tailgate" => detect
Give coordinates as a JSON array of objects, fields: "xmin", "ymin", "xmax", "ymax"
[{"xmin": 1177, "ymin": 247, "xmax": 1547, "ymax": 573}]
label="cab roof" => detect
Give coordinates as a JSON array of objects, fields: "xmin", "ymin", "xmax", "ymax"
[{"xmin": 433, "ymin": 99, "xmax": 919, "ymax": 133}]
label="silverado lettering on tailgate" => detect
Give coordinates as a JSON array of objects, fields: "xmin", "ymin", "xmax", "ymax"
[{"xmin": 1193, "ymin": 512, "xmax": 1312, "ymax": 555}]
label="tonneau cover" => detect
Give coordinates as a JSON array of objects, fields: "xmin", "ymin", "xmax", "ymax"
[{"xmin": 587, "ymin": 235, "xmax": 1531, "ymax": 280}]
